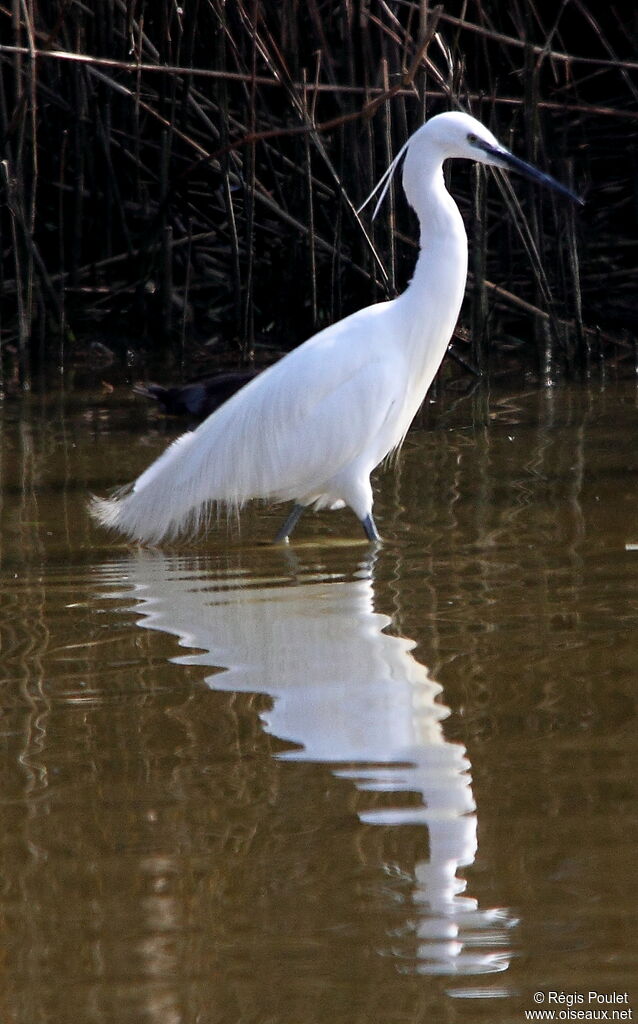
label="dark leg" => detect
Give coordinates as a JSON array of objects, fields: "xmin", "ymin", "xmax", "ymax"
[
  {"xmin": 361, "ymin": 512, "xmax": 381, "ymax": 543},
  {"xmin": 274, "ymin": 503, "xmax": 306, "ymax": 543}
]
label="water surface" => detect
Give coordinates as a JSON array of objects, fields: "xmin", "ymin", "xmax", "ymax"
[{"xmin": 1, "ymin": 381, "xmax": 637, "ymax": 1023}]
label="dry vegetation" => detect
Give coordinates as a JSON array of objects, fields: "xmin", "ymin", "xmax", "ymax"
[{"xmin": 1, "ymin": 0, "xmax": 637, "ymax": 387}]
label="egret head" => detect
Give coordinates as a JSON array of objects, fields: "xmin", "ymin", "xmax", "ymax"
[
  {"xmin": 411, "ymin": 110, "xmax": 583, "ymax": 205},
  {"xmin": 360, "ymin": 110, "xmax": 583, "ymax": 220},
  {"xmin": 415, "ymin": 111, "xmax": 505, "ymax": 162}
]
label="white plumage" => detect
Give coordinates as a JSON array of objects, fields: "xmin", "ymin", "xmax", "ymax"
[{"xmin": 91, "ymin": 111, "xmax": 581, "ymax": 544}]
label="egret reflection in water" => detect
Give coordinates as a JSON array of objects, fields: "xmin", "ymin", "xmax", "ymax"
[{"xmin": 99, "ymin": 553, "xmax": 514, "ymax": 977}]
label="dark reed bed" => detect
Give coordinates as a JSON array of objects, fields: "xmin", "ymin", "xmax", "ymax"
[{"xmin": 0, "ymin": 1, "xmax": 637, "ymax": 390}]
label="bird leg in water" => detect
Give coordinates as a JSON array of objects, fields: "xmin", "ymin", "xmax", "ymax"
[
  {"xmin": 361, "ymin": 513, "xmax": 381, "ymax": 543},
  {"xmin": 275, "ymin": 504, "xmax": 381, "ymax": 543},
  {"xmin": 274, "ymin": 503, "xmax": 306, "ymax": 543}
]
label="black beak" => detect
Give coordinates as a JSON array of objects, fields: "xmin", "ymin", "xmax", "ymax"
[{"xmin": 475, "ymin": 139, "xmax": 584, "ymax": 206}]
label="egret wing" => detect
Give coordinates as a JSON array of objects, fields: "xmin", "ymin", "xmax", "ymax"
[{"xmin": 93, "ymin": 301, "xmax": 403, "ymax": 542}]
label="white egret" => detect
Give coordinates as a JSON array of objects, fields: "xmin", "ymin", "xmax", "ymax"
[{"xmin": 91, "ymin": 111, "xmax": 582, "ymax": 544}]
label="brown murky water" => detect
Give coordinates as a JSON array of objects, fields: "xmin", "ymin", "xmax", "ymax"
[{"xmin": 1, "ymin": 380, "xmax": 637, "ymax": 1024}]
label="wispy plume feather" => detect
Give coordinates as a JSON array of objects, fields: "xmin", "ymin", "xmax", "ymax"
[{"xmin": 357, "ymin": 137, "xmax": 411, "ymax": 220}]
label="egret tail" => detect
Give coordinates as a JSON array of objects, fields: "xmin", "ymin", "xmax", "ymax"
[{"xmin": 89, "ymin": 427, "xmax": 218, "ymax": 544}]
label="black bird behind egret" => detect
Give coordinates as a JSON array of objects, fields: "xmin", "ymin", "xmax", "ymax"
[
  {"xmin": 91, "ymin": 111, "xmax": 582, "ymax": 545},
  {"xmin": 134, "ymin": 369, "xmax": 260, "ymax": 423}
]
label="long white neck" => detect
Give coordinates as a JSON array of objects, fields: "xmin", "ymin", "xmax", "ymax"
[{"xmin": 397, "ymin": 151, "xmax": 468, "ymax": 396}]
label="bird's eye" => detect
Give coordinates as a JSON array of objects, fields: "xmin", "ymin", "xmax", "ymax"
[{"xmin": 467, "ymin": 133, "xmax": 478, "ymax": 144}]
